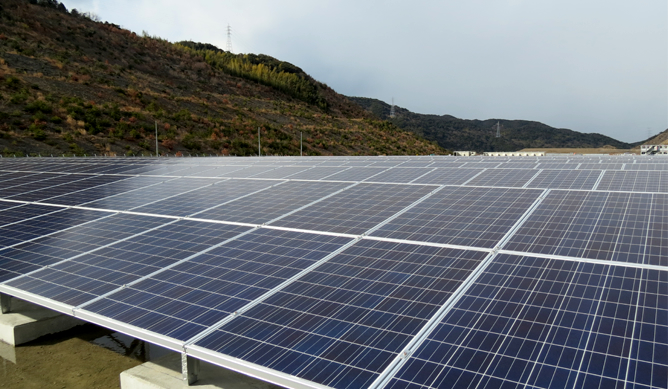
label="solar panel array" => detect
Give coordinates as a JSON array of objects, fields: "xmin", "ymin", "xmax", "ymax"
[{"xmin": 0, "ymin": 154, "xmax": 667, "ymax": 389}]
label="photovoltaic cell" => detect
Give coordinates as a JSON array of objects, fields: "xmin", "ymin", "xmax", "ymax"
[
  {"xmin": 6, "ymin": 220, "xmax": 251, "ymax": 306},
  {"xmin": 0, "ymin": 203, "xmax": 62, "ymax": 227},
  {"xmin": 505, "ymin": 191, "xmax": 653, "ymax": 264},
  {"xmin": 82, "ymin": 229, "xmax": 352, "ymax": 341},
  {"xmin": 249, "ymin": 166, "xmax": 311, "ymax": 179},
  {"xmin": 371, "ymin": 186, "xmax": 542, "ymax": 247},
  {"xmin": 271, "ymin": 183, "xmax": 436, "ymax": 235},
  {"xmin": 192, "ymin": 181, "xmax": 350, "ymax": 224}
]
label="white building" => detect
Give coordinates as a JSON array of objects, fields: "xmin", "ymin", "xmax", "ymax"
[
  {"xmin": 483, "ymin": 151, "xmax": 545, "ymax": 157},
  {"xmin": 454, "ymin": 151, "xmax": 477, "ymax": 156},
  {"xmin": 640, "ymin": 145, "xmax": 668, "ymax": 155}
]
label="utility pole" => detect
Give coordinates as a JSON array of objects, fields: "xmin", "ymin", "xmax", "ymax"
[
  {"xmin": 300, "ymin": 132, "xmax": 302, "ymax": 156},
  {"xmin": 258, "ymin": 127, "xmax": 261, "ymax": 157},
  {"xmin": 155, "ymin": 121, "xmax": 159, "ymax": 156},
  {"xmin": 495, "ymin": 121, "xmax": 501, "ymax": 138}
]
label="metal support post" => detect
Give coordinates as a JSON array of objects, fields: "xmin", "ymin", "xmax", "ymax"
[
  {"xmin": 181, "ymin": 353, "xmax": 200, "ymax": 385},
  {"xmin": 155, "ymin": 121, "xmax": 159, "ymax": 157},
  {"xmin": 258, "ymin": 127, "xmax": 261, "ymax": 157},
  {"xmin": 1, "ymin": 293, "xmax": 11, "ymax": 314},
  {"xmin": 300, "ymin": 132, "xmax": 302, "ymax": 156}
]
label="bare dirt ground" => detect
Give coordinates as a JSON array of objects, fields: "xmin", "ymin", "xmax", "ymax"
[
  {"xmin": 519, "ymin": 147, "xmax": 636, "ymax": 154},
  {"xmin": 0, "ymin": 324, "xmax": 142, "ymax": 389}
]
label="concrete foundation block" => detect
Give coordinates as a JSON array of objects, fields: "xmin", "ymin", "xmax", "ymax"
[
  {"xmin": 121, "ymin": 352, "xmax": 280, "ymax": 389},
  {"xmin": 0, "ymin": 296, "xmax": 84, "ymax": 346}
]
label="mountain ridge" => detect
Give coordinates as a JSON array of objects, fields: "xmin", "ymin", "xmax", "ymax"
[
  {"xmin": 349, "ymin": 96, "xmax": 641, "ymax": 152},
  {"xmin": 0, "ymin": 0, "xmax": 444, "ymax": 157}
]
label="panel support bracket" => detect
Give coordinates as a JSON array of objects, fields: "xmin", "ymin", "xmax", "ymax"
[
  {"xmin": 0, "ymin": 293, "xmax": 10, "ymax": 314},
  {"xmin": 181, "ymin": 353, "xmax": 200, "ymax": 385}
]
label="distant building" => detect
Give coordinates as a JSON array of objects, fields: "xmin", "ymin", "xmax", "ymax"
[
  {"xmin": 640, "ymin": 145, "xmax": 668, "ymax": 155},
  {"xmin": 483, "ymin": 151, "xmax": 545, "ymax": 157},
  {"xmin": 454, "ymin": 151, "xmax": 477, "ymax": 156}
]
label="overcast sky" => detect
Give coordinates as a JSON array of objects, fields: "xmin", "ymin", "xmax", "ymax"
[{"xmin": 60, "ymin": 0, "xmax": 666, "ymax": 143}]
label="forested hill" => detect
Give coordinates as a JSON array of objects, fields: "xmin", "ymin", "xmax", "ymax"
[
  {"xmin": 349, "ymin": 97, "xmax": 637, "ymax": 152},
  {"xmin": 0, "ymin": 0, "xmax": 444, "ymax": 157}
]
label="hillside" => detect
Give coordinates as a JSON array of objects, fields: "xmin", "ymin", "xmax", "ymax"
[
  {"xmin": 0, "ymin": 0, "xmax": 444, "ymax": 157},
  {"xmin": 350, "ymin": 97, "xmax": 638, "ymax": 152}
]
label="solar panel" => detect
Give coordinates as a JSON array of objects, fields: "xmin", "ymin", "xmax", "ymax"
[
  {"xmin": 5, "ymin": 220, "xmax": 251, "ymax": 307},
  {"xmin": 526, "ymin": 169, "xmax": 602, "ymax": 190},
  {"xmin": 386, "ymin": 254, "xmax": 659, "ymax": 389},
  {"xmin": 80, "ymin": 229, "xmax": 352, "ymax": 342},
  {"xmin": 370, "ymin": 187, "xmax": 542, "ymax": 248},
  {"xmin": 194, "ymin": 242, "xmax": 487, "ymax": 389},
  {"xmin": 82, "ymin": 177, "xmax": 222, "ymax": 211},
  {"xmin": 0, "ymin": 208, "xmax": 111, "ymax": 249},
  {"xmin": 1, "ymin": 155, "xmax": 668, "ymax": 389},
  {"xmin": 596, "ymin": 171, "xmax": 668, "ymax": 193},
  {"xmin": 131, "ymin": 179, "xmax": 279, "ymax": 217},
  {"xmin": 464, "ymin": 169, "xmax": 539, "ymax": 188},
  {"xmin": 192, "ymin": 181, "xmax": 351, "ymax": 224},
  {"xmin": 271, "ymin": 183, "xmax": 436, "ymax": 235},
  {"xmin": 410, "ymin": 168, "xmax": 483, "ymax": 185},
  {"xmin": 504, "ymin": 191, "xmax": 653, "ymax": 264},
  {"xmin": 365, "ymin": 168, "xmax": 434, "ymax": 184}
]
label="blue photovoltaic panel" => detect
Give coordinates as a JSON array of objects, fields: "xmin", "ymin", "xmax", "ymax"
[
  {"xmin": 364, "ymin": 168, "xmax": 433, "ymax": 183},
  {"xmin": 196, "ymin": 242, "xmax": 487, "ymax": 389},
  {"xmin": 131, "ymin": 179, "xmax": 278, "ymax": 217},
  {"xmin": 526, "ymin": 169, "xmax": 601, "ymax": 190},
  {"xmin": 0, "ymin": 208, "xmax": 110, "ymax": 249},
  {"xmin": 249, "ymin": 166, "xmax": 311, "ymax": 179},
  {"xmin": 271, "ymin": 183, "xmax": 436, "ymax": 235},
  {"xmin": 0, "ymin": 213, "xmax": 172, "ymax": 283},
  {"xmin": 371, "ymin": 187, "xmax": 542, "ymax": 248},
  {"xmin": 82, "ymin": 229, "xmax": 352, "ymax": 341},
  {"xmin": 460, "ymin": 162, "xmax": 502, "ymax": 169},
  {"xmin": 624, "ymin": 163, "xmax": 668, "ymax": 171},
  {"xmin": 387, "ymin": 255, "xmax": 661, "ymax": 389},
  {"xmin": 645, "ymin": 194, "xmax": 668, "ymax": 267},
  {"xmin": 192, "ymin": 181, "xmax": 350, "ymax": 224},
  {"xmin": 536, "ymin": 163, "xmax": 580, "ymax": 170},
  {"xmin": 505, "ymin": 191, "xmax": 654, "ymax": 264},
  {"xmin": 219, "ymin": 166, "xmax": 278, "ymax": 178},
  {"xmin": 398, "ymin": 161, "xmax": 436, "ymax": 168},
  {"xmin": 0, "ymin": 173, "xmax": 61, "ymax": 189},
  {"xmin": 0, "ymin": 172, "xmax": 41, "ymax": 182},
  {"xmin": 464, "ymin": 169, "xmax": 538, "ymax": 188},
  {"xmin": 410, "ymin": 168, "xmax": 483, "ymax": 186},
  {"xmin": 322, "ymin": 167, "xmax": 387, "ymax": 182},
  {"xmin": 497, "ymin": 162, "xmax": 539, "ymax": 169},
  {"xmin": 82, "ymin": 177, "xmax": 221, "ymax": 210},
  {"xmin": 6, "ymin": 220, "xmax": 251, "ymax": 306},
  {"xmin": 0, "ymin": 203, "xmax": 62, "ymax": 227},
  {"xmin": 0, "ymin": 173, "xmax": 77, "ymax": 195},
  {"xmin": 284, "ymin": 167, "xmax": 349, "ymax": 180},
  {"xmin": 41, "ymin": 176, "xmax": 170, "ymax": 206},
  {"xmin": 578, "ymin": 163, "xmax": 625, "ymax": 170},
  {"xmin": 5, "ymin": 175, "xmax": 128, "ymax": 202},
  {"xmin": 596, "ymin": 171, "xmax": 668, "ymax": 193}
]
